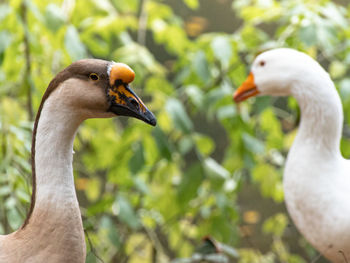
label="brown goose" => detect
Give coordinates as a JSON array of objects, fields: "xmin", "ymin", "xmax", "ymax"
[{"xmin": 0, "ymin": 59, "xmax": 156, "ymax": 263}]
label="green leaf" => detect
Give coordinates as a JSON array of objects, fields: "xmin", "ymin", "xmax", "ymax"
[
  {"xmin": 177, "ymin": 163, "xmax": 203, "ymax": 204},
  {"xmin": 329, "ymin": 60, "xmax": 346, "ymax": 79},
  {"xmin": 204, "ymin": 157, "xmax": 230, "ymax": 180},
  {"xmin": 0, "ymin": 4, "xmax": 11, "ymax": 24},
  {"xmin": 262, "ymin": 213, "xmax": 288, "ymax": 237},
  {"xmin": 64, "ymin": 25, "xmax": 87, "ymax": 61},
  {"xmin": 146, "ymin": 76, "xmax": 173, "ymax": 95},
  {"xmin": 129, "ymin": 142, "xmax": 145, "ymax": 174},
  {"xmin": 15, "ymin": 188, "xmax": 30, "ymax": 203},
  {"xmin": 26, "ymin": 0, "xmax": 44, "ymax": 22},
  {"xmin": 115, "ymin": 195, "xmax": 140, "ymax": 230},
  {"xmin": 299, "ymin": 25, "xmax": 317, "ymax": 47},
  {"xmin": 339, "ymin": 78, "xmax": 350, "ymax": 100},
  {"xmin": 100, "ymin": 216, "xmax": 121, "ymax": 246},
  {"xmin": 0, "ymin": 31, "xmax": 12, "ymax": 65},
  {"xmin": 112, "ymin": 0, "xmax": 138, "ymax": 12},
  {"xmin": 4, "ymin": 196, "xmax": 16, "ymax": 209},
  {"xmin": 179, "ymin": 135, "xmax": 194, "ymax": 154},
  {"xmin": 185, "ymin": 85, "xmax": 204, "ymax": 108},
  {"xmin": 321, "ymin": 3, "xmax": 348, "ymax": 28},
  {"xmin": 217, "ymin": 105, "xmax": 236, "ymax": 120},
  {"xmin": 211, "ymin": 36, "xmax": 232, "ymax": 67},
  {"xmin": 194, "ymin": 134, "xmax": 214, "ymax": 156},
  {"xmin": 252, "ymin": 164, "xmax": 284, "ymax": 202},
  {"xmin": 113, "ymin": 43, "xmax": 165, "ymax": 76},
  {"xmin": 260, "ymin": 109, "xmax": 283, "ymax": 150},
  {"xmin": 193, "ymin": 51, "xmax": 210, "ymax": 83},
  {"xmin": 219, "ymin": 242, "xmax": 239, "ymax": 258},
  {"xmin": 45, "ymin": 4, "xmax": 66, "ymax": 32},
  {"xmin": 242, "ymin": 133, "xmax": 265, "ymax": 154},
  {"xmin": 6, "ymin": 208, "xmax": 22, "ymax": 230},
  {"xmin": 153, "ymin": 127, "xmax": 173, "ymax": 160},
  {"xmin": 166, "ymin": 98, "xmax": 193, "ymax": 133},
  {"xmin": 133, "ymin": 177, "xmax": 149, "ymax": 195},
  {"xmin": 85, "ymin": 178, "xmax": 101, "ymax": 202},
  {"xmin": 0, "ymin": 185, "xmax": 10, "ymax": 196},
  {"xmin": 182, "ymin": 0, "xmax": 199, "ymax": 10}
]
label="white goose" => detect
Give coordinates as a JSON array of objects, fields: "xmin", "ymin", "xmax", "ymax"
[
  {"xmin": 234, "ymin": 48, "xmax": 350, "ymax": 262},
  {"xmin": 0, "ymin": 59, "xmax": 156, "ymax": 262}
]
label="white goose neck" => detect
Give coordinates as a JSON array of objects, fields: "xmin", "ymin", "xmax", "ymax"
[{"xmin": 291, "ymin": 69, "xmax": 343, "ymax": 156}]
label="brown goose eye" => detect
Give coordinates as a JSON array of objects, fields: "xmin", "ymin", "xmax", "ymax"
[
  {"xmin": 89, "ymin": 73, "xmax": 99, "ymax": 81},
  {"xmin": 259, "ymin": 61, "xmax": 266, "ymax": 67}
]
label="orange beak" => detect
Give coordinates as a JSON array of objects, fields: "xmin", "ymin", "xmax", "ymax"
[{"xmin": 233, "ymin": 72, "xmax": 260, "ymax": 103}]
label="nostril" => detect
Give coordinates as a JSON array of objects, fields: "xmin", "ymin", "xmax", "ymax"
[{"xmin": 130, "ymin": 98, "xmax": 139, "ymax": 110}]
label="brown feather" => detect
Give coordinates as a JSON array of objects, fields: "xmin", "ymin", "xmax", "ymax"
[{"xmin": 23, "ymin": 59, "xmax": 110, "ymax": 228}]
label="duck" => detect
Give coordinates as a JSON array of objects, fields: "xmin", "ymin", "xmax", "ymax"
[
  {"xmin": 233, "ymin": 48, "xmax": 350, "ymax": 262},
  {"xmin": 0, "ymin": 59, "xmax": 156, "ymax": 263}
]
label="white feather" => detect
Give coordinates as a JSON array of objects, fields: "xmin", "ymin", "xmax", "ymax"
[{"xmin": 252, "ymin": 48, "xmax": 350, "ymax": 262}]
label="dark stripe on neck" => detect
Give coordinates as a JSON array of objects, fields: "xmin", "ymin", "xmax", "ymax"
[
  {"xmin": 21, "ymin": 59, "xmax": 110, "ymax": 228},
  {"xmin": 22, "ymin": 69, "xmax": 73, "ymax": 228}
]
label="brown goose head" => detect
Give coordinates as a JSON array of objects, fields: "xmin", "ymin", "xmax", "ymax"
[{"xmin": 43, "ymin": 59, "xmax": 156, "ymax": 126}]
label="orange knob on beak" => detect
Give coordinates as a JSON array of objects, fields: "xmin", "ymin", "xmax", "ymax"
[
  {"xmin": 107, "ymin": 62, "xmax": 156, "ymax": 126},
  {"xmin": 233, "ymin": 72, "xmax": 260, "ymax": 103},
  {"xmin": 109, "ymin": 63, "xmax": 135, "ymax": 86}
]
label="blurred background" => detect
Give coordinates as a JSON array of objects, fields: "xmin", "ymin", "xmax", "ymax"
[{"xmin": 1, "ymin": 0, "xmax": 350, "ymax": 262}]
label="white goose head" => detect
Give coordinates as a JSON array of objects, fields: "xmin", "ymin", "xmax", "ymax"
[{"xmin": 233, "ymin": 48, "xmax": 329, "ymax": 102}]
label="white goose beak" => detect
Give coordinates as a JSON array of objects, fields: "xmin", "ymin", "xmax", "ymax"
[{"xmin": 233, "ymin": 72, "xmax": 260, "ymax": 103}]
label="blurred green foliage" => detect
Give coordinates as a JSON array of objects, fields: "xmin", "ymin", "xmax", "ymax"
[{"xmin": 0, "ymin": 0, "xmax": 349, "ymax": 262}]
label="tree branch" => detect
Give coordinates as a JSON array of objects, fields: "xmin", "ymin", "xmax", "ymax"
[
  {"xmin": 20, "ymin": 0, "xmax": 34, "ymax": 121},
  {"xmin": 137, "ymin": 0, "xmax": 148, "ymax": 45},
  {"xmin": 84, "ymin": 229, "xmax": 105, "ymax": 263}
]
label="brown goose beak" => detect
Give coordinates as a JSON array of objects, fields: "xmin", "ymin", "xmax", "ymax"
[
  {"xmin": 233, "ymin": 72, "xmax": 260, "ymax": 103},
  {"xmin": 108, "ymin": 83, "xmax": 157, "ymax": 126},
  {"xmin": 107, "ymin": 63, "xmax": 156, "ymax": 126}
]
